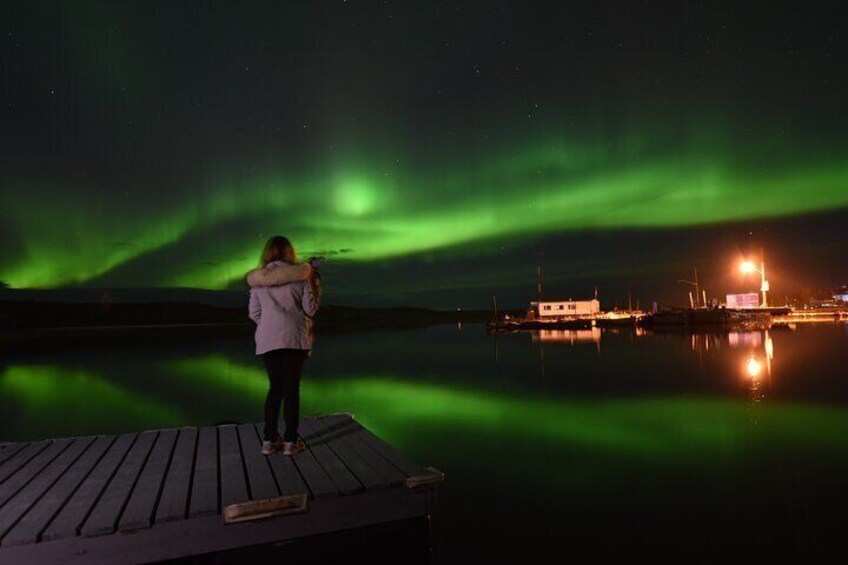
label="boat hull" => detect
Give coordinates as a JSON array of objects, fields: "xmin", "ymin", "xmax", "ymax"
[{"xmin": 486, "ymin": 318, "xmax": 594, "ymax": 332}]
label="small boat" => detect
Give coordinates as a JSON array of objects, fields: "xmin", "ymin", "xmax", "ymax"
[
  {"xmin": 487, "ymin": 294, "xmax": 642, "ymax": 333},
  {"xmin": 637, "ymin": 308, "xmax": 772, "ymax": 329},
  {"xmin": 593, "ymin": 311, "xmax": 643, "ymax": 327},
  {"xmin": 486, "ymin": 316, "xmax": 594, "ymax": 333}
]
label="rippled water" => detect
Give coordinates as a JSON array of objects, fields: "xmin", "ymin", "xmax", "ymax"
[{"xmin": 3, "ymin": 320, "xmax": 848, "ymax": 561}]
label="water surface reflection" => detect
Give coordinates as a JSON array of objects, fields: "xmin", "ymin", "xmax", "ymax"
[{"xmin": 2, "ymin": 321, "xmax": 848, "ymax": 561}]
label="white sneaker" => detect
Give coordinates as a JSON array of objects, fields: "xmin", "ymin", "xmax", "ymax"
[
  {"xmin": 283, "ymin": 438, "xmax": 305, "ymax": 456},
  {"xmin": 261, "ymin": 440, "xmax": 277, "ymax": 456}
]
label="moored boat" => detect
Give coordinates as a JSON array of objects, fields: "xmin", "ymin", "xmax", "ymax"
[
  {"xmin": 637, "ymin": 307, "xmax": 775, "ymax": 329},
  {"xmin": 486, "ymin": 316, "xmax": 593, "ymax": 332}
]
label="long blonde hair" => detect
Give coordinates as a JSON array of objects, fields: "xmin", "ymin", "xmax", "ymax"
[{"xmin": 260, "ymin": 235, "xmax": 297, "ymax": 267}]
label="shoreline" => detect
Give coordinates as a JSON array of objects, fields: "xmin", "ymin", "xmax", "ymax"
[
  {"xmin": 0, "ymin": 302, "xmax": 501, "ymax": 353},
  {"xmin": 0, "ymin": 300, "xmax": 496, "ymax": 332}
]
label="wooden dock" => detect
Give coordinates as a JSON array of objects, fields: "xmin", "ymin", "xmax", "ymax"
[{"xmin": 0, "ymin": 413, "xmax": 443, "ymax": 564}]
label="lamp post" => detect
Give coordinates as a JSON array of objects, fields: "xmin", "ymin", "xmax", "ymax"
[{"xmin": 740, "ymin": 249, "xmax": 769, "ymax": 308}]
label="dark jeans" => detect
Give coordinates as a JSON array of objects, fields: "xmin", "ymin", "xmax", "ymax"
[{"xmin": 262, "ymin": 348, "xmax": 307, "ymax": 442}]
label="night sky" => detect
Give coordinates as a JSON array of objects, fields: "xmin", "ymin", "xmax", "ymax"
[{"xmin": 2, "ymin": 2, "xmax": 846, "ymax": 309}]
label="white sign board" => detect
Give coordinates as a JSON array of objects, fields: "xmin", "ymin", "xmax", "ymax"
[{"xmin": 726, "ymin": 293, "xmax": 760, "ymax": 309}]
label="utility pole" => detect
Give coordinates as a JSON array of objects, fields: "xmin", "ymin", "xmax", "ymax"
[
  {"xmin": 536, "ymin": 264, "xmax": 543, "ymax": 303},
  {"xmin": 760, "ymin": 247, "xmax": 769, "ymax": 308},
  {"xmin": 694, "ymin": 267, "xmax": 700, "ymax": 308}
]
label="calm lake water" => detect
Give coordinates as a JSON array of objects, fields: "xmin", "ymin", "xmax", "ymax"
[{"xmin": 3, "ymin": 320, "xmax": 848, "ymax": 562}]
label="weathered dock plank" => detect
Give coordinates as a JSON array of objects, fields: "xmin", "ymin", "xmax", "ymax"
[
  {"xmin": 0, "ymin": 437, "xmax": 95, "ymax": 544},
  {"xmin": 155, "ymin": 427, "xmax": 198, "ymax": 524},
  {"xmin": 0, "ymin": 439, "xmax": 73, "ymax": 508},
  {"xmin": 0, "ymin": 443, "xmax": 29, "ymax": 467},
  {"xmin": 236, "ymin": 424, "xmax": 279, "ymax": 501},
  {"xmin": 41, "ymin": 433, "xmax": 136, "ymax": 542},
  {"xmin": 307, "ymin": 415, "xmax": 387, "ymax": 491},
  {"xmin": 2, "ymin": 436, "xmax": 114, "ymax": 547},
  {"xmin": 299, "ymin": 419, "xmax": 363, "ymax": 495},
  {"xmin": 320, "ymin": 415, "xmax": 407, "ymax": 487},
  {"xmin": 251, "ymin": 424, "xmax": 313, "ymax": 499},
  {"xmin": 289, "ymin": 445, "xmax": 339, "ymax": 500},
  {"xmin": 118, "ymin": 429, "xmax": 178, "ymax": 531},
  {"xmin": 218, "ymin": 425, "xmax": 248, "ymax": 507},
  {"xmin": 188, "ymin": 426, "xmax": 218, "ymax": 518},
  {"xmin": 0, "ymin": 440, "xmax": 52, "ymax": 484},
  {"xmin": 350, "ymin": 419, "xmax": 426, "ymax": 478},
  {"xmin": 81, "ymin": 431, "xmax": 157, "ymax": 537}
]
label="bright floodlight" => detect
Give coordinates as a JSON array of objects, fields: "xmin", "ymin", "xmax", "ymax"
[
  {"xmin": 745, "ymin": 356, "xmax": 763, "ymax": 378},
  {"xmin": 740, "ymin": 261, "xmax": 756, "ymax": 274}
]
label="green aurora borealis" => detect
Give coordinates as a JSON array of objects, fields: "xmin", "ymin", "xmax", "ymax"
[
  {"xmin": 3, "ymin": 135, "xmax": 847, "ymax": 290},
  {"xmin": 2, "ymin": 2, "xmax": 846, "ymax": 304}
]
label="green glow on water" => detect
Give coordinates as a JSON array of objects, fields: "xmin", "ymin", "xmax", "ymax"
[
  {"xmin": 5, "ymin": 355, "xmax": 848, "ymax": 495},
  {"xmin": 3, "ymin": 134, "xmax": 848, "ymax": 288},
  {"xmin": 302, "ymin": 378, "xmax": 848, "ymax": 460},
  {"xmin": 165, "ymin": 356, "xmax": 848, "ymax": 462},
  {"xmin": 0, "ymin": 365, "xmax": 184, "ymax": 438},
  {"xmin": 166, "ymin": 355, "xmax": 268, "ymax": 395},
  {"xmin": 7, "ymin": 353, "xmax": 848, "ymax": 469}
]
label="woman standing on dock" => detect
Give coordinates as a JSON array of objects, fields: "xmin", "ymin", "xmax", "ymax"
[{"xmin": 248, "ymin": 236, "xmax": 321, "ymax": 456}]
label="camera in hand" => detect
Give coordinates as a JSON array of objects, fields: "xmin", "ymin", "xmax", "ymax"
[{"xmin": 307, "ymin": 256, "xmax": 325, "ymax": 279}]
